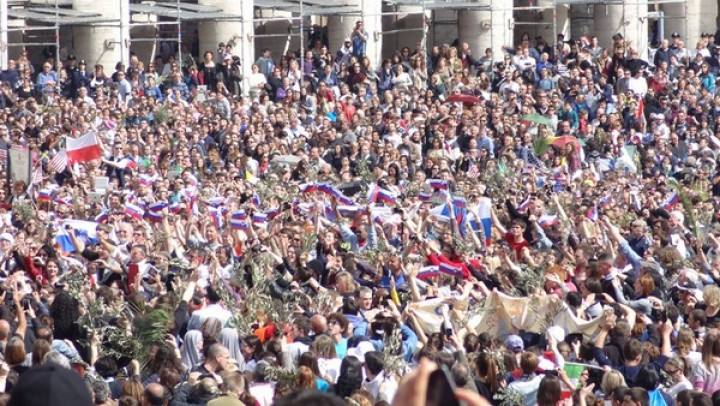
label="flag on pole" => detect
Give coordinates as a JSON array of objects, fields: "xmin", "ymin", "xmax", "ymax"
[
  {"xmin": 66, "ymin": 132, "xmax": 102, "ymax": 163},
  {"xmin": 49, "ymin": 150, "xmax": 68, "ymax": 173}
]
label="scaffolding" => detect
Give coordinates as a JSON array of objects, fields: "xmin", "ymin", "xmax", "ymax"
[{"xmin": 0, "ymin": 0, "xmax": 695, "ymax": 71}]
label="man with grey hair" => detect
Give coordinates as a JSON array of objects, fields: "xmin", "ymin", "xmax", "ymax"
[
  {"xmin": 43, "ymin": 351, "xmax": 71, "ymax": 369},
  {"xmin": 90, "ymin": 379, "xmax": 111, "ymax": 406}
]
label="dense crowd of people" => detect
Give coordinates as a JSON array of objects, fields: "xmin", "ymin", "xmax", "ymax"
[{"xmin": 0, "ymin": 20, "xmax": 718, "ymax": 406}]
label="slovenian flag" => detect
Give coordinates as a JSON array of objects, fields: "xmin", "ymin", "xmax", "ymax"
[
  {"xmin": 251, "ymin": 194, "xmax": 261, "ymax": 207},
  {"xmin": 417, "ymin": 266, "xmax": 440, "ymax": 280},
  {"xmin": 148, "ymin": 202, "xmax": 169, "ymax": 212},
  {"xmin": 54, "ymin": 196, "xmax": 73, "ymax": 206},
  {"xmin": 662, "ymin": 192, "xmax": 679, "ymax": 210},
  {"xmin": 232, "ymin": 210, "xmax": 247, "ymax": 220},
  {"xmin": 538, "ymin": 214, "xmax": 559, "ymax": 227},
  {"xmin": 438, "ymin": 262, "xmax": 464, "ymax": 278},
  {"xmin": 124, "ymin": 203, "xmax": 145, "ymax": 220},
  {"xmin": 230, "ymin": 219, "xmax": 248, "ymax": 230},
  {"xmin": 428, "ymin": 179, "xmax": 448, "ymax": 190}
]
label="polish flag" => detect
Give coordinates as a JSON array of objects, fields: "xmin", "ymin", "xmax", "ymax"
[{"xmin": 66, "ymin": 132, "xmax": 102, "ymax": 164}]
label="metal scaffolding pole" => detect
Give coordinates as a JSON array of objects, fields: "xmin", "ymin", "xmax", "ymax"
[
  {"xmin": 299, "ymin": 0, "xmax": 304, "ymax": 59},
  {"xmin": 54, "ymin": 0, "xmax": 59, "ymax": 67},
  {"xmin": 177, "ymin": 0, "xmax": 182, "ymax": 63}
]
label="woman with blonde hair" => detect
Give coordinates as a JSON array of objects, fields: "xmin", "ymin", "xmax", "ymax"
[
  {"xmin": 600, "ymin": 370, "xmax": 626, "ymax": 402},
  {"xmin": 703, "ymin": 285, "xmax": 720, "ymax": 327}
]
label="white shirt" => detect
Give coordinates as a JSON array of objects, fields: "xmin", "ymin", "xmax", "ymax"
[{"xmin": 186, "ymin": 303, "xmax": 233, "ymax": 331}]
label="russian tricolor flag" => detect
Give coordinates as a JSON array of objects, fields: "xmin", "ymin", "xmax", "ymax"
[
  {"xmin": 95, "ymin": 211, "xmax": 109, "ymax": 223},
  {"xmin": 538, "ymin": 214, "xmax": 559, "ymax": 227},
  {"xmin": 417, "ymin": 266, "xmax": 439, "ymax": 280},
  {"xmin": 299, "ymin": 183, "xmax": 317, "ymax": 194},
  {"xmin": 147, "ymin": 211, "xmax": 164, "ymax": 222},
  {"xmin": 55, "ymin": 220, "xmax": 100, "ymax": 253},
  {"xmin": 518, "ymin": 196, "xmax": 532, "ymax": 211},
  {"xmin": 438, "ymin": 262, "xmax": 464, "ymax": 278},
  {"xmin": 598, "ymin": 195, "xmax": 612, "ymax": 208},
  {"xmin": 265, "ymin": 207, "xmax": 280, "ymax": 219},
  {"xmin": 452, "ymin": 197, "xmax": 467, "ymax": 209},
  {"xmin": 418, "ymin": 192, "xmax": 433, "ymax": 202},
  {"xmin": 376, "ymin": 188, "xmax": 398, "ymax": 205},
  {"xmin": 252, "ymin": 212, "xmax": 267, "ymax": 224},
  {"xmin": 587, "ymin": 207, "xmax": 599, "ymax": 222},
  {"xmin": 38, "ymin": 189, "xmax": 52, "ymax": 202},
  {"xmin": 337, "ymin": 205, "xmax": 366, "ymax": 217},
  {"xmin": 209, "ymin": 207, "xmax": 224, "ymax": 229},
  {"xmin": 139, "ymin": 175, "xmax": 154, "ymax": 186},
  {"xmin": 124, "ymin": 203, "xmax": 145, "ymax": 220},
  {"xmin": 428, "ymin": 179, "xmax": 448, "ymax": 190},
  {"xmin": 148, "ymin": 202, "xmax": 169, "ymax": 212},
  {"xmin": 169, "ymin": 203, "xmax": 183, "ymax": 213},
  {"xmin": 185, "ymin": 174, "xmax": 199, "ymax": 187},
  {"xmin": 662, "ymin": 193, "xmax": 679, "ymax": 210},
  {"xmin": 204, "ymin": 197, "xmax": 226, "ymax": 208}
]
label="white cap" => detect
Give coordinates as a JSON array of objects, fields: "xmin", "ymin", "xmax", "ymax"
[
  {"xmin": 347, "ymin": 341, "xmax": 375, "ymax": 363},
  {"xmin": 0, "ymin": 233, "xmax": 14, "ymax": 245}
]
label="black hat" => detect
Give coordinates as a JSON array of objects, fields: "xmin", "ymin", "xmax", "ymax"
[
  {"xmin": 671, "ymin": 32, "xmax": 680, "ymax": 38},
  {"xmin": 66, "ymin": 54, "xmax": 76, "ymax": 61},
  {"xmin": 8, "ymin": 364, "xmax": 93, "ymax": 406}
]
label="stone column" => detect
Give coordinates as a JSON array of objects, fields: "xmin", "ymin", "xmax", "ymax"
[
  {"xmin": 129, "ymin": 13, "xmax": 158, "ymax": 65},
  {"xmin": 255, "ymin": 10, "xmax": 298, "ymax": 61},
  {"xmin": 363, "ymin": 0, "xmax": 383, "ymax": 66},
  {"xmin": 73, "ymin": 0, "xmax": 129, "ymax": 69},
  {"xmin": 383, "ymin": 4, "xmax": 424, "ymax": 57},
  {"xmin": 594, "ymin": 0, "xmax": 648, "ymax": 58},
  {"xmin": 532, "ymin": 1, "xmax": 570, "ymax": 44},
  {"xmin": 197, "ymin": 0, "xmax": 243, "ymax": 59},
  {"xmin": 570, "ymin": 4, "xmax": 594, "ymax": 40},
  {"xmin": 458, "ymin": 0, "xmax": 512, "ymax": 62},
  {"xmin": 327, "ymin": 0, "xmax": 359, "ymax": 55},
  {"xmin": 664, "ymin": 0, "xmax": 715, "ymax": 45}
]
